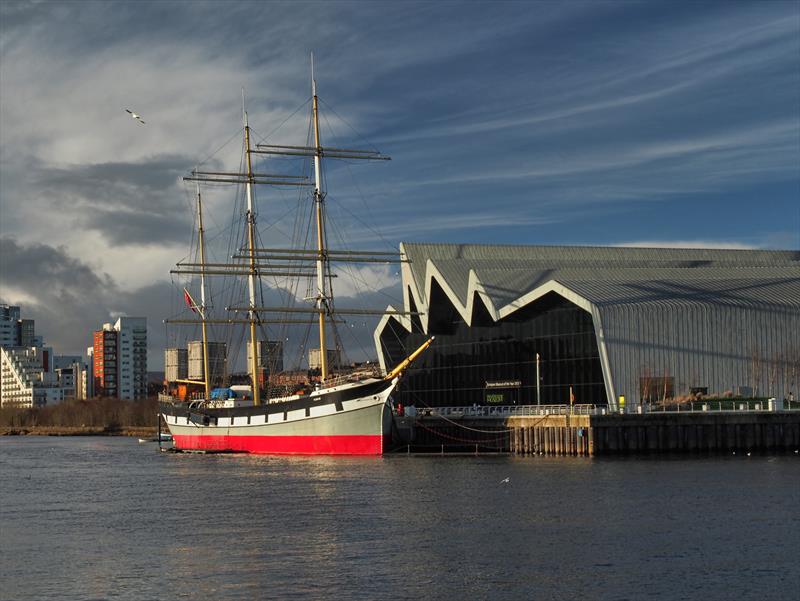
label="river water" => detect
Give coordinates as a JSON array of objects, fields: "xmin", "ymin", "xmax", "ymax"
[{"xmin": 1, "ymin": 437, "xmax": 798, "ymax": 600}]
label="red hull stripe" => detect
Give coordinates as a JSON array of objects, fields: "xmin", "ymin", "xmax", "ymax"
[{"xmin": 173, "ymin": 434, "xmax": 383, "ymax": 455}]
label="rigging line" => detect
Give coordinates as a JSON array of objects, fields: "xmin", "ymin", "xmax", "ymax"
[
  {"xmin": 322, "ymin": 198, "xmax": 335, "ymax": 307},
  {"xmin": 326, "ymin": 213, "xmax": 403, "ymax": 308},
  {"xmin": 193, "ymin": 126, "xmax": 246, "ymax": 170},
  {"xmin": 318, "ymin": 96, "xmax": 382, "ymax": 153},
  {"xmin": 325, "ymin": 190, "xmax": 398, "ymax": 253},
  {"xmin": 326, "ymin": 212, "xmax": 371, "ymax": 307},
  {"xmin": 212, "ymin": 147, "xmax": 246, "ymax": 342},
  {"xmin": 295, "ymin": 315, "xmax": 315, "ymax": 373},
  {"xmin": 182, "ymin": 178, "xmax": 241, "ymax": 250},
  {"xmin": 379, "ymin": 308, "xmax": 417, "ymax": 361},
  {"xmin": 338, "ymin": 161, "xmax": 395, "ymax": 251},
  {"xmin": 180, "ymin": 181, "xmax": 197, "ymax": 226},
  {"xmin": 316, "ymin": 125, "xmax": 336, "ymax": 318},
  {"xmin": 225, "ymin": 202, "xmax": 245, "ymax": 365},
  {"xmin": 288, "ymin": 120, "xmax": 315, "ymax": 306},
  {"xmin": 174, "ymin": 185, "xmax": 198, "ymax": 266},
  {"xmin": 269, "ymin": 189, "xmax": 312, "ymax": 335},
  {"xmin": 249, "ymin": 97, "xmax": 312, "ymax": 147},
  {"xmin": 256, "ymin": 201, "xmax": 306, "ymax": 242},
  {"xmin": 254, "ymin": 205, "xmax": 310, "ymax": 333},
  {"xmin": 323, "ymin": 213, "xmax": 380, "ymax": 363},
  {"xmin": 227, "ymin": 148, "xmax": 248, "ymax": 298},
  {"xmin": 318, "ymin": 107, "xmax": 395, "ymax": 252},
  {"xmin": 294, "ymin": 200, "xmax": 317, "ymax": 363}
]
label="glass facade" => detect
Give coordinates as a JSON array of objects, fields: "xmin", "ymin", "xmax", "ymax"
[{"xmin": 381, "ymin": 286, "xmax": 607, "ymax": 407}]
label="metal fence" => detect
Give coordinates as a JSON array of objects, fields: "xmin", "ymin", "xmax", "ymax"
[{"xmin": 645, "ymin": 398, "xmax": 799, "ymax": 413}]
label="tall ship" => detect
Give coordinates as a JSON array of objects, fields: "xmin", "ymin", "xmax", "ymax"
[{"xmin": 159, "ymin": 63, "xmax": 431, "ymax": 455}]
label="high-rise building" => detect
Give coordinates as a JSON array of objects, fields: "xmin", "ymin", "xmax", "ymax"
[
  {"xmin": 308, "ymin": 348, "xmax": 341, "ymax": 371},
  {"xmin": 92, "ymin": 318, "xmax": 148, "ymax": 400},
  {"xmin": 247, "ymin": 340, "xmax": 284, "ymax": 374},
  {"xmin": 93, "ymin": 324, "xmax": 118, "ymax": 398},
  {"xmin": 0, "ymin": 305, "xmax": 22, "ymax": 347},
  {"xmin": 82, "ymin": 346, "xmax": 95, "ymax": 399},
  {"xmin": 115, "ymin": 317, "xmax": 147, "ymax": 400},
  {"xmin": 188, "ymin": 340, "xmax": 226, "ymax": 386},
  {"xmin": 247, "ymin": 340, "xmax": 284, "ymax": 387},
  {"xmin": 164, "ymin": 348, "xmax": 188, "ymax": 382},
  {"xmin": 18, "ymin": 319, "xmax": 35, "ymax": 347},
  {"xmin": 52, "ymin": 355, "xmax": 83, "ymax": 401},
  {"xmin": 0, "ymin": 306, "xmax": 37, "ymax": 348}
]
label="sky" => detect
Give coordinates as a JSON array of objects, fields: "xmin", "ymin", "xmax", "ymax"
[{"xmin": 0, "ymin": 0, "xmax": 798, "ymax": 369}]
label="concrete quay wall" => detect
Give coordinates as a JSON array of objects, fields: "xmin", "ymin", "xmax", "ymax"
[
  {"xmin": 399, "ymin": 411, "xmax": 800, "ymax": 456},
  {"xmin": 588, "ymin": 412, "xmax": 800, "ymax": 456}
]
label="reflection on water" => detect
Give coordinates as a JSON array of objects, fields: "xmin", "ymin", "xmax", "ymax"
[{"xmin": 1, "ymin": 438, "xmax": 798, "ymax": 600}]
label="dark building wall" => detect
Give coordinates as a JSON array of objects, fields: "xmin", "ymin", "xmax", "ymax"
[{"xmin": 381, "ymin": 289, "xmax": 607, "ymax": 407}]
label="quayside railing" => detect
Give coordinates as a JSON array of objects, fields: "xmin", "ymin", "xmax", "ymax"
[
  {"xmin": 408, "ymin": 400, "xmax": 799, "ymax": 418},
  {"xmin": 412, "ymin": 404, "xmax": 602, "ymax": 418}
]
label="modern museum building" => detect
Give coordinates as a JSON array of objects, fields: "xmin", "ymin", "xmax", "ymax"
[{"xmin": 375, "ymin": 243, "xmax": 800, "ymax": 411}]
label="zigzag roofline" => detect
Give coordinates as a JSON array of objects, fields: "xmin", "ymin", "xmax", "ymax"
[{"xmin": 374, "ymin": 242, "xmax": 600, "ymax": 372}]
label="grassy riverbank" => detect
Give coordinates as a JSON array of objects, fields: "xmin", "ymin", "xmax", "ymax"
[{"xmin": 0, "ymin": 398, "xmax": 159, "ymax": 437}]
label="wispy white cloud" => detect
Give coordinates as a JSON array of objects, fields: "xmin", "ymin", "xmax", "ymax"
[
  {"xmin": 387, "ymin": 120, "xmax": 799, "ymax": 197},
  {"xmin": 358, "ymin": 213, "xmax": 557, "ymax": 242},
  {"xmin": 614, "ymin": 240, "xmax": 759, "ymax": 250}
]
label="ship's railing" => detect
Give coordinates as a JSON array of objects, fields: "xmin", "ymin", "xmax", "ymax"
[
  {"xmin": 412, "ymin": 404, "xmax": 602, "ymax": 418},
  {"xmin": 323, "ymin": 368, "xmax": 383, "ymax": 389},
  {"xmin": 158, "ymin": 393, "xmax": 175, "ymax": 402}
]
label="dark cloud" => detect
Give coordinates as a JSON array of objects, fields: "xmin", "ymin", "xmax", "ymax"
[
  {"xmin": 1, "ymin": 235, "xmax": 114, "ymax": 294},
  {"xmin": 0, "ymin": 235, "xmax": 171, "ymax": 367},
  {"xmin": 34, "ymin": 155, "xmax": 194, "ymax": 246},
  {"xmin": 1, "ymin": 235, "xmax": 117, "ymax": 356}
]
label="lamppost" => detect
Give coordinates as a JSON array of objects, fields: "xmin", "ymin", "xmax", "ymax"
[{"xmin": 536, "ymin": 352, "xmax": 541, "ymax": 406}]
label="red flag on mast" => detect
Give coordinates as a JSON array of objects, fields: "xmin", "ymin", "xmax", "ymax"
[{"xmin": 183, "ymin": 288, "xmax": 198, "ymax": 314}]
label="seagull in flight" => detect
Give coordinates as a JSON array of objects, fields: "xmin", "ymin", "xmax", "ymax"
[
  {"xmin": 125, "ymin": 109, "xmax": 146, "ymax": 124},
  {"xmin": 500, "ymin": 477, "xmax": 510, "ymax": 484}
]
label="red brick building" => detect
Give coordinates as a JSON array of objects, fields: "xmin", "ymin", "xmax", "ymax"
[{"xmin": 93, "ymin": 328, "xmax": 118, "ymax": 398}]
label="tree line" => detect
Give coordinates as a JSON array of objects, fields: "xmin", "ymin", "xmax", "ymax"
[{"xmin": 0, "ymin": 397, "xmax": 159, "ymax": 429}]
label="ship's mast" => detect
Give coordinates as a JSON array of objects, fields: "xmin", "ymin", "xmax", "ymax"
[
  {"xmin": 311, "ymin": 63, "xmax": 330, "ymax": 381},
  {"xmin": 170, "ymin": 110, "xmax": 317, "ymax": 398},
  {"xmin": 196, "ymin": 186, "xmax": 212, "ymax": 400},
  {"xmin": 244, "ymin": 114, "xmax": 261, "ymax": 404}
]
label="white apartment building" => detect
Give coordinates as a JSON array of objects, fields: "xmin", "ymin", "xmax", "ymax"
[
  {"xmin": 113, "ymin": 317, "xmax": 147, "ymax": 400},
  {"xmin": 81, "ymin": 346, "xmax": 95, "ymax": 399},
  {"xmin": 0, "ymin": 346, "xmax": 67, "ymax": 408},
  {"xmin": 0, "ymin": 306, "xmax": 87, "ymax": 407}
]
